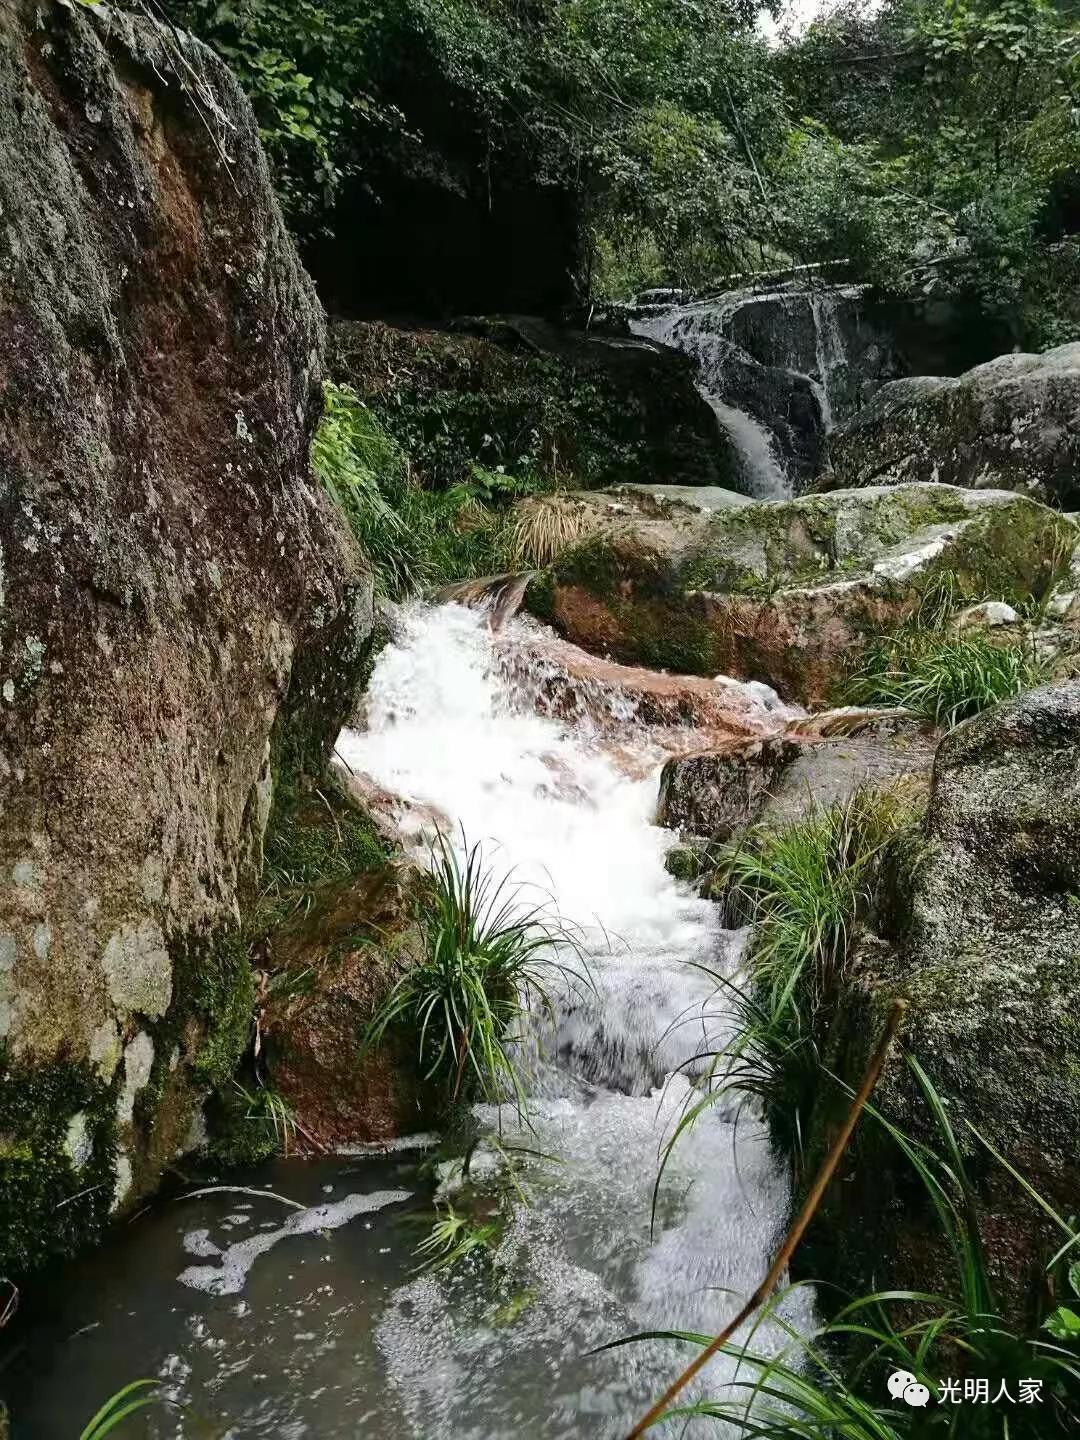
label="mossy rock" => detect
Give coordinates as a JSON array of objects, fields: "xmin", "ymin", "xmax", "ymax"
[
  {"xmin": 261, "ymin": 865, "xmax": 440, "ymax": 1146},
  {"xmin": 796, "ymin": 682, "xmax": 1080, "ymax": 1319},
  {"xmin": 328, "ymin": 316, "xmax": 738, "ymax": 493},
  {"xmin": 827, "ymin": 343, "xmax": 1080, "ymax": 508},
  {"xmin": 523, "ymin": 483, "xmax": 1078, "ymax": 705},
  {"xmin": 0, "ymin": 0, "xmax": 370, "ymax": 1276}
]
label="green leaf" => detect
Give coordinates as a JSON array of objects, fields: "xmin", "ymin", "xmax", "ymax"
[{"xmin": 1043, "ymin": 1306, "xmax": 1080, "ymax": 1339}]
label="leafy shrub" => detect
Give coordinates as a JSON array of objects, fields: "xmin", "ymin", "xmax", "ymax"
[
  {"xmin": 173, "ymin": 0, "xmax": 782, "ymax": 283},
  {"xmin": 312, "ymin": 382, "xmax": 517, "ymax": 596}
]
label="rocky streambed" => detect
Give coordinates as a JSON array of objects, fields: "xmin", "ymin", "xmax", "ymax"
[{"xmin": 2, "ymin": 0, "xmax": 1080, "ymax": 1434}]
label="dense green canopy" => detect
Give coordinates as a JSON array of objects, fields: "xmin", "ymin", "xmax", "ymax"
[{"xmin": 171, "ymin": 0, "xmax": 1080, "ymax": 341}]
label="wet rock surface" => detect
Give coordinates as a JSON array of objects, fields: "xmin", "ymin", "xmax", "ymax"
[
  {"xmin": 827, "ymin": 343, "xmax": 1080, "ymax": 507},
  {"xmin": 0, "ymin": 0, "xmax": 368, "ymax": 1272},
  {"xmin": 801, "ymin": 681, "xmax": 1080, "ymax": 1311},
  {"xmin": 658, "ymin": 711, "xmax": 937, "ymax": 843},
  {"xmin": 263, "ymin": 867, "xmax": 435, "ymax": 1146}
]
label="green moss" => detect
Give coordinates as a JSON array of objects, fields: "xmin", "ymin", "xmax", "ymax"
[
  {"xmin": 169, "ymin": 929, "xmax": 256, "ymax": 1090},
  {"xmin": 0, "ymin": 1053, "xmax": 117, "ymax": 1276},
  {"xmin": 664, "ymin": 845, "xmax": 704, "ymax": 883},
  {"xmin": 331, "ymin": 319, "xmax": 732, "ymax": 495},
  {"xmin": 259, "ymin": 770, "xmax": 390, "ymax": 931},
  {"xmin": 524, "ymin": 570, "xmax": 555, "ymax": 620},
  {"xmin": 615, "ymin": 596, "xmax": 717, "ymax": 674}
]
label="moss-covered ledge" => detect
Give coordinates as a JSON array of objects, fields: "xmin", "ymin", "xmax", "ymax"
[{"xmin": 522, "ymin": 484, "xmax": 1077, "ymax": 704}]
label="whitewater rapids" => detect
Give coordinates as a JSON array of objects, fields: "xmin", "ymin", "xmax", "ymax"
[{"xmin": 335, "ymin": 603, "xmax": 814, "ymax": 1438}]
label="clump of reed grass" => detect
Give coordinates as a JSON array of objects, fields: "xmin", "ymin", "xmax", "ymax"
[
  {"xmin": 508, "ymin": 495, "xmax": 593, "ymax": 568},
  {"xmin": 633, "ymin": 1061, "xmax": 1080, "ymax": 1439},
  {"xmin": 696, "ymin": 787, "xmax": 923, "ymax": 1158},
  {"xmin": 363, "ymin": 831, "xmax": 588, "ymax": 1115},
  {"xmin": 850, "ymin": 630, "xmax": 1047, "ymax": 729}
]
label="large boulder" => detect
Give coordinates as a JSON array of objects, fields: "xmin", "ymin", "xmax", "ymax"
[
  {"xmin": 629, "ymin": 284, "xmax": 905, "ymax": 497},
  {"xmin": 827, "ymin": 344, "xmax": 1080, "ymax": 508},
  {"xmin": 0, "ymin": 0, "xmax": 369, "ymax": 1275},
  {"xmin": 630, "ymin": 305, "xmax": 827, "ymax": 496},
  {"xmin": 802, "ymin": 682, "xmax": 1080, "ymax": 1310},
  {"xmin": 524, "ymin": 483, "xmax": 1077, "ymax": 706},
  {"xmin": 702, "ymin": 283, "xmax": 904, "ymax": 425}
]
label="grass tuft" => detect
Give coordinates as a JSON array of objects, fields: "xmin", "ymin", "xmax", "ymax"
[
  {"xmin": 653, "ymin": 787, "xmax": 924, "ymax": 1211},
  {"xmin": 230, "ymin": 1080, "xmax": 298, "ymax": 1156},
  {"xmin": 508, "ymin": 495, "xmax": 593, "ymax": 568},
  {"xmin": 80, "ymin": 1381, "xmax": 160, "ymax": 1440},
  {"xmin": 362, "ymin": 830, "xmax": 588, "ymax": 1116},
  {"xmin": 847, "ymin": 581, "xmax": 1047, "ymax": 728}
]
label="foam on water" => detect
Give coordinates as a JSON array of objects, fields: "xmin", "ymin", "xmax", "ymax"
[
  {"xmin": 179, "ymin": 1191, "xmax": 412, "ymax": 1297},
  {"xmin": 335, "ymin": 604, "xmax": 814, "ymax": 1436}
]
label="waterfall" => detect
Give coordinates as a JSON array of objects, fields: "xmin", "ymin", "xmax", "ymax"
[
  {"xmin": 631, "ymin": 304, "xmax": 792, "ymax": 500},
  {"xmin": 631, "ymin": 284, "xmax": 870, "ymax": 499},
  {"xmin": 335, "ymin": 603, "xmax": 813, "ymax": 1439}
]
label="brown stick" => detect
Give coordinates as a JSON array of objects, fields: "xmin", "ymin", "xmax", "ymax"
[{"xmin": 622, "ymin": 998, "xmax": 909, "ymax": 1439}]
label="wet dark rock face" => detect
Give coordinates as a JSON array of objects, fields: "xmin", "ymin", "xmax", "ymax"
[
  {"xmin": 0, "ymin": 0, "xmax": 369, "ymax": 1274},
  {"xmin": 801, "ymin": 682, "xmax": 1080, "ymax": 1316}
]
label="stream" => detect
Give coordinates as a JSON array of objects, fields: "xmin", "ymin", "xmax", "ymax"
[{"xmin": 6, "ymin": 604, "xmax": 813, "ymax": 1437}]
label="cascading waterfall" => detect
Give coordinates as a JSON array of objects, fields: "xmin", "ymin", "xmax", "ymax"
[
  {"xmin": 334, "ymin": 603, "xmax": 814, "ymax": 1438},
  {"xmin": 631, "ymin": 303, "xmax": 792, "ymax": 501},
  {"xmin": 631, "ymin": 284, "xmax": 864, "ymax": 500}
]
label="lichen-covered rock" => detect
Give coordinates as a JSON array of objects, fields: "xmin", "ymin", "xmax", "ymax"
[
  {"xmin": 524, "ymin": 482, "xmax": 1076, "ymax": 706},
  {"xmin": 0, "ymin": 0, "xmax": 370, "ymax": 1274},
  {"xmin": 827, "ymin": 344, "xmax": 1080, "ymax": 508},
  {"xmin": 801, "ymin": 682, "xmax": 1080, "ymax": 1311}
]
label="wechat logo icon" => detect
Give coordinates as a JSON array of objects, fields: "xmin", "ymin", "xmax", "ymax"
[{"xmin": 888, "ymin": 1370, "xmax": 931, "ymax": 1408}]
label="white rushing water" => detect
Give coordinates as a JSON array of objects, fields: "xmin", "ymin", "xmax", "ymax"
[
  {"xmin": 631, "ymin": 305, "xmax": 792, "ymax": 501},
  {"xmin": 335, "ymin": 604, "xmax": 814, "ymax": 1439},
  {"xmin": 631, "ymin": 285, "xmax": 864, "ymax": 501}
]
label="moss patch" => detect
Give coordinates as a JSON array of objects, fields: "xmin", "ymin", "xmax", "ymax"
[
  {"xmin": 0, "ymin": 1054, "xmax": 117, "ymax": 1276},
  {"xmin": 169, "ymin": 929, "xmax": 256, "ymax": 1091}
]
